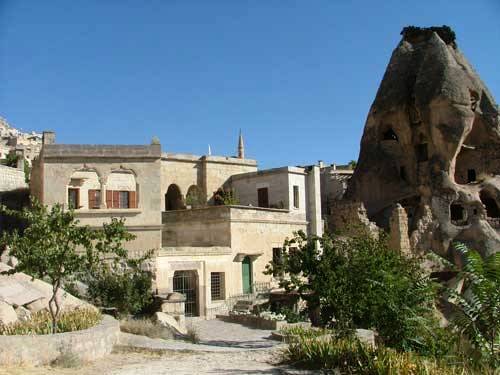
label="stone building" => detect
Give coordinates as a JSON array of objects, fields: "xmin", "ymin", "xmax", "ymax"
[
  {"xmin": 0, "ymin": 117, "xmax": 42, "ymax": 165},
  {"xmin": 30, "ymin": 131, "xmax": 322, "ymax": 318}
]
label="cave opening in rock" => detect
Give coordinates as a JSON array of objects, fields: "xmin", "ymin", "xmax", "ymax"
[
  {"xmin": 382, "ymin": 128, "xmax": 398, "ymax": 141},
  {"xmin": 467, "ymin": 169, "xmax": 476, "ymax": 183},
  {"xmin": 450, "ymin": 203, "xmax": 466, "ymax": 224},
  {"xmin": 479, "ymin": 190, "xmax": 500, "ymax": 218}
]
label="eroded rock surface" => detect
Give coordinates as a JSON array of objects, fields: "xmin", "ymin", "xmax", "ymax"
[{"xmin": 342, "ymin": 26, "xmax": 500, "ymax": 259}]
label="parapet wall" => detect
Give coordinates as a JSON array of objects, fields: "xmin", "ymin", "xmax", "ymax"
[{"xmin": 0, "ymin": 165, "xmax": 27, "ymax": 192}]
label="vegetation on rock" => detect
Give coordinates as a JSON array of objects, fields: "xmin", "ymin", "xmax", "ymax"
[{"xmin": 0, "ymin": 308, "xmax": 101, "ymax": 335}]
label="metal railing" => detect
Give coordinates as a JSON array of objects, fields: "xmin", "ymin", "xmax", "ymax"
[{"xmin": 206, "ymin": 281, "xmax": 272, "ymax": 319}]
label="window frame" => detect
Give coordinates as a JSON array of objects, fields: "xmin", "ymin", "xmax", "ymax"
[
  {"xmin": 210, "ymin": 272, "xmax": 225, "ymax": 301},
  {"xmin": 68, "ymin": 188, "xmax": 80, "ymax": 209},
  {"xmin": 293, "ymin": 185, "xmax": 299, "ymax": 209}
]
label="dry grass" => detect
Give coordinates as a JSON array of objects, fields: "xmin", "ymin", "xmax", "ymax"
[{"xmin": 120, "ymin": 318, "xmax": 174, "ymax": 340}]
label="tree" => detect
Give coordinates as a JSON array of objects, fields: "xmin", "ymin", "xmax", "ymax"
[
  {"xmin": 0, "ymin": 199, "xmax": 138, "ymax": 333},
  {"xmin": 265, "ymin": 231, "xmax": 443, "ymax": 353},
  {"xmin": 347, "ymin": 160, "xmax": 357, "ymax": 170},
  {"xmin": 449, "ymin": 243, "xmax": 499, "ymax": 366}
]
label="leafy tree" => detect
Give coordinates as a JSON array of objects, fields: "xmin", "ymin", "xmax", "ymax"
[
  {"xmin": 0, "ymin": 199, "xmax": 142, "ymax": 332},
  {"xmin": 347, "ymin": 160, "xmax": 357, "ymax": 170},
  {"xmin": 213, "ymin": 187, "xmax": 239, "ymax": 205},
  {"xmin": 265, "ymin": 231, "xmax": 446, "ymax": 353},
  {"xmin": 2, "ymin": 153, "xmax": 19, "ymax": 168},
  {"xmin": 449, "ymin": 243, "xmax": 499, "ymax": 366}
]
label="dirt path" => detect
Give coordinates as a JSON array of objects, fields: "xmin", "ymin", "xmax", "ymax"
[{"xmin": 0, "ymin": 347, "xmax": 283, "ymax": 375}]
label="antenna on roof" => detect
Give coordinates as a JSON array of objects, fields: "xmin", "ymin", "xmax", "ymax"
[{"xmin": 208, "ymin": 144, "xmax": 212, "ymax": 156}]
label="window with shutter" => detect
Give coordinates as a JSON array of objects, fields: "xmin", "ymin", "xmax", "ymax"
[
  {"xmin": 129, "ymin": 191, "xmax": 137, "ymax": 208},
  {"xmin": 68, "ymin": 188, "xmax": 79, "ymax": 209},
  {"xmin": 106, "ymin": 190, "xmax": 112, "ymax": 208},
  {"xmin": 88, "ymin": 189, "xmax": 101, "ymax": 209},
  {"xmin": 112, "ymin": 191, "xmax": 120, "ymax": 208}
]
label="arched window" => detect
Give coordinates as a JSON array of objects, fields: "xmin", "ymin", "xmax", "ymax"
[
  {"xmin": 186, "ymin": 185, "xmax": 204, "ymax": 208},
  {"xmin": 107, "ymin": 170, "xmax": 138, "ymax": 209},
  {"xmin": 67, "ymin": 169, "xmax": 100, "ymax": 209},
  {"xmin": 165, "ymin": 184, "xmax": 184, "ymax": 211}
]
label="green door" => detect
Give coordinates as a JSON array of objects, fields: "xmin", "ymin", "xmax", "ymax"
[{"xmin": 242, "ymin": 256, "xmax": 252, "ymax": 294}]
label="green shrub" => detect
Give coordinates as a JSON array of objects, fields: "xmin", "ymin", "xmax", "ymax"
[
  {"xmin": 0, "ymin": 308, "xmax": 101, "ymax": 335},
  {"xmin": 85, "ymin": 262, "xmax": 153, "ymax": 317},
  {"xmin": 266, "ymin": 231, "xmax": 446, "ymax": 354},
  {"xmin": 120, "ymin": 318, "xmax": 173, "ymax": 340},
  {"xmin": 283, "ymin": 334, "xmax": 479, "ymax": 374},
  {"xmin": 449, "ymin": 243, "xmax": 499, "ymax": 367}
]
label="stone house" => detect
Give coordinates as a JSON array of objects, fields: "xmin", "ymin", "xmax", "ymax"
[{"xmin": 30, "ymin": 131, "xmax": 323, "ymax": 318}]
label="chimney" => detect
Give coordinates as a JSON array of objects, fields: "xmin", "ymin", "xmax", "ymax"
[{"xmin": 42, "ymin": 131, "xmax": 55, "ymax": 145}]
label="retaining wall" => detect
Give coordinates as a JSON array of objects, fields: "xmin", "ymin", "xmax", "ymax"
[{"xmin": 0, "ymin": 315, "xmax": 119, "ymax": 366}]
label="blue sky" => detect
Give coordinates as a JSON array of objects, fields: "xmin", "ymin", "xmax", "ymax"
[{"xmin": 1, "ymin": 1, "xmax": 499, "ymax": 169}]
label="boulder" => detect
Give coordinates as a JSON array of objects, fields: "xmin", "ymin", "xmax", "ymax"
[
  {"xmin": 14, "ymin": 306, "xmax": 31, "ymax": 321},
  {"xmin": 0, "ymin": 300, "xmax": 17, "ymax": 326},
  {"xmin": 154, "ymin": 312, "xmax": 187, "ymax": 335},
  {"xmin": 25, "ymin": 298, "xmax": 48, "ymax": 313},
  {"xmin": 355, "ymin": 329, "xmax": 377, "ymax": 348}
]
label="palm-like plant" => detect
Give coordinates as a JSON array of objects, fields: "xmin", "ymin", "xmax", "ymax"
[{"xmin": 449, "ymin": 242, "xmax": 499, "ymax": 365}]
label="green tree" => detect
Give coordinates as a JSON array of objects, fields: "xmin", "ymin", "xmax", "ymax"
[
  {"xmin": 265, "ymin": 231, "xmax": 444, "ymax": 353},
  {"xmin": 0, "ymin": 199, "xmax": 140, "ymax": 332},
  {"xmin": 347, "ymin": 160, "xmax": 357, "ymax": 169},
  {"xmin": 449, "ymin": 243, "xmax": 499, "ymax": 366}
]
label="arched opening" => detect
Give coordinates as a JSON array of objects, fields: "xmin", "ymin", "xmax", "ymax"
[
  {"xmin": 165, "ymin": 184, "xmax": 184, "ymax": 211},
  {"xmin": 173, "ymin": 270, "xmax": 199, "ymax": 317},
  {"xmin": 107, "ymin": 170, "xmax": 138, "ymax": 209},
  {"xmin": 382, "ymin": 128, "xmax": 398, "ymax": 141},
  {"xmin": 480, "ymin": 190, "xmax": 500, "ymax": 218},
  {"xmin": 67, "ymin": 169, "xmax": 100, "ymax": 209},
  {"xmin": 186, "ymin": 185, "xmax": 204, "ymax": 208}
]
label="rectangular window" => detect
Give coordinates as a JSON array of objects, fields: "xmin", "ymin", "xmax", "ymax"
[
  {"xmin": 88, "ymin": 189, "xmax": 101, "ymax": 209},
  {"xmin": 293, "ymin": 185, "xmax": 299, "ymax": 208},
  {"xmin": 210, "ymin": 272, "xmax": 225, "ymax": 301},
  {"xmin": 257, "ymin": 187, "xmax": 269, "ymax": 208},
  {"xmin": 68, "ymin": 188, "xmax": 79, "ymax": 209},
  {"xmin": 119, "ymin": 191, "xmax": 130, "ymax": 209}
]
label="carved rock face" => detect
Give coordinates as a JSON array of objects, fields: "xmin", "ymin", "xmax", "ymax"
[{"xmin": 345, "ymin": 28, "xmax": 500, "ymax": 259}]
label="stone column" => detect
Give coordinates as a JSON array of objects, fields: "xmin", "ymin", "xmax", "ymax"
[{"xmin": 99, "ymin": 176, "xmax": 107, "ymax": 208}]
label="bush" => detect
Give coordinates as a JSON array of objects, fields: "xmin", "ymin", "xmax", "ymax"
[
  {"xmin": 120, "ymin": 318, "xmax": 173, "ymax": 340},
  {"xmin": 283, "ymin": 334, "xmax": 479, "ymax": 374},
  {"xmin": 265, "ymin": 231, "xmax": 450, "ymax": 355},
  {"xmin": 0, "ymin": 308, "xmax": 101, "ymax": 335}
]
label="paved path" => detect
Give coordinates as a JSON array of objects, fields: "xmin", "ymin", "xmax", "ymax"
[
  {"xmin": 190, "ymin": 317, "xmax": 280, "ymax": 350},
  {"xmin": 0, "ymin": 319, "xmax": 295, "ymax": 375}
]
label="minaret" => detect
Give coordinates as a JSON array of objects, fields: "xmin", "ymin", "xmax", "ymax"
[{"xmin": 237, "ymin": 129, "xmax": 245, "ymax": 159}]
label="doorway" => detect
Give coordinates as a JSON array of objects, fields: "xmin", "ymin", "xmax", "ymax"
[
  {"xmin": 173, "ymin": 270, "xmax": 198, "ymax": 316},
  {"xmin": 242, "ymin": 256, "xmax": 253, "ymax": 294}
]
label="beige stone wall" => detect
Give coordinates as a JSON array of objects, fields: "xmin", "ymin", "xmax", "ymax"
[
  {"xmin": 161, "ymin": 153, "xmax": 257, "ymax": 208},
  {"xmin": 159, "ymin": 206, "xmax": 308, "ymax": 317},
  {"xmin": 0, "ymin": 165, "xmax": 27, "ymax": 192},
  {"xmin": 30, "ymin": 144, "xmax": 162, "ymax": 256}
]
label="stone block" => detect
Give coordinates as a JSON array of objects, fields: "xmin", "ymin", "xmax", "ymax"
[{"xmin": 0, "ymin": 300, "xmax": 17, "ymax": 325}]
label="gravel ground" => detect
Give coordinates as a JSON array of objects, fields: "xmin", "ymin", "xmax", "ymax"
[{"xmin": 0, "ymin": 319, "xmax": 291, "ymax": 375}]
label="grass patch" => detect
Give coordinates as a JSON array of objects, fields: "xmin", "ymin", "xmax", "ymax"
[
  {"xmin": 0, "ymin": 308, "xmax": 101, "ymax": 335},
  {"xmin": 120, "ymin": 318, "xmax": 174, "ymax": 340},
  {"xmin": 283, "ymin": 333, "xmax": 494, "ymax": 374},
  {"xmin": 185, "ymin": 325, "xmax": 200, "ymax": 344}
]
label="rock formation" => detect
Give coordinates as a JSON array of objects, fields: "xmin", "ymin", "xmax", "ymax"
[{"xmin": 341, "ymin": 26, "xmax": 500, "ymax": 260}]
